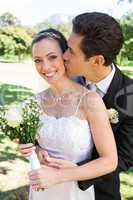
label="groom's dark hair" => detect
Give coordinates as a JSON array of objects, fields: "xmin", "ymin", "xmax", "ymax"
[{"xmin": 72, "ymin": 12, "xmax": 123, "ymax": 66}]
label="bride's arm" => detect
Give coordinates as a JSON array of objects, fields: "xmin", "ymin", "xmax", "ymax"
[
  {"xmin": 29, "ymin": 92, "xmax": 118, "ymax": 189},
  {"xmin": 56, "ymin": 92, "xmax": 118, "ymax": 182}
]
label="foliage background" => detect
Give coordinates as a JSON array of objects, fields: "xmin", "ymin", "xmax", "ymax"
[{"xmin": 0, "ymin": 10, "xmax": 133, "ymax": 66}]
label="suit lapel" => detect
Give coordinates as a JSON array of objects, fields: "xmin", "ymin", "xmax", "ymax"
[
  {"xmin": 103, "ymin": 66, "xmax": 123, "ymax": 108},
  {"xmin": 103, "ymin": 66, "xmax": 125, "ymax": 131}
]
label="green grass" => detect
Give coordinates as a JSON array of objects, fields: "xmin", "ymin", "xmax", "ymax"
[
  {"xmin": 0, "ymin": 55, "xmax": 20, "ymax": 63},
  {"xmin": 0, "ymin": 55, "xmax": 31, "ymax": 63},
  {"xmin": 0, "ymin": 84, "xmax": 33, "ymax": 199},
  {"xmin": 0, "ymin": 83, "xmax": 34, "ymax": 106},
  {"xmin": 0, "ymin": 134, "xmax": 29, "ymax": 200}
]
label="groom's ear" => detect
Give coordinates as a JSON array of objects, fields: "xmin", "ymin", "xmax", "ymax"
[{"xmin": 90, "ymin": 55, "xmax": 105, "ymax": 66}]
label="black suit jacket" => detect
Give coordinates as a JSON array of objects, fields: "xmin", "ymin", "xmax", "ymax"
[{"xmin": 74, "ymin": 66, "xmax": 133, "ymax": 200}]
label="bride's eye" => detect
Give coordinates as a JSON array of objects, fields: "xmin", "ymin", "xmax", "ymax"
[
  {"xmin": 49, "ymin": 55, "xmax": 57, "ymax": 60},
  {"xmin": 34, "ymin": 59, "xmax": 42, "ymax": 64}
]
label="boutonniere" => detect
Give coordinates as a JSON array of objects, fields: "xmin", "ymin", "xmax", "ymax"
[{"xmin": 107, "ymin": 108, "xmax": 119, "ymax": 124}]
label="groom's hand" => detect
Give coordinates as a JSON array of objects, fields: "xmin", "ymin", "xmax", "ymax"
[{"xmin": 45, "ymin": 157, "xmax": 77, "ymax": 169}]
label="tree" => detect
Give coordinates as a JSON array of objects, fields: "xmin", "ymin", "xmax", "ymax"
[
  {"xmin": 118, "ymin": 13, "xmax": 133, "ymax": 63},
  {"xmin": 0, "ymin": 12, "xmax": 21, "ymax": 27},
  {"xmin": 0, "ymin": 26, "xmax": 32, "ymax": 60}
]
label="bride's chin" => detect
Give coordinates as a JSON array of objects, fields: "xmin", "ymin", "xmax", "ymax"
[
  {"xmin": 41, "ymin": 75, "xmax": 54, "ymax": 82},
  {"xmin": 45, "ymin": 77, "xmax": 58, "ymax": 85}
]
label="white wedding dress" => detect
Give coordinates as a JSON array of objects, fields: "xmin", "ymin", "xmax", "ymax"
[{"xmin": 29, "ymin": 90, "xmax": 95, "ymax": 200}]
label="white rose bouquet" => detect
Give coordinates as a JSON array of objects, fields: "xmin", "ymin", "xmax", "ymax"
[{"xmin": 0, "ymin": 98, "xmax": 42, "ymax": 171}]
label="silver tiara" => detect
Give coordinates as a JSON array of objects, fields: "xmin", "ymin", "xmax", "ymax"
[{"xmin": 37, "ymin": 32, "xmax": 61, "ymax": 39}]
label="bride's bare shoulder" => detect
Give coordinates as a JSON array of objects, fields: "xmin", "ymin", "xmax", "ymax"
[{"xmin": 82, "ymin": 90, "xmax": 103, "ymax": 111}]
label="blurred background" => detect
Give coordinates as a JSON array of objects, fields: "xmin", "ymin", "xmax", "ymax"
[{"xmin": 0, "ymin": 0, "xmax": 133, "ymax": 199}]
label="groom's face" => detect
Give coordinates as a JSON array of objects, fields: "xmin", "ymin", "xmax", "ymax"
[{"xmin": 63, "ymin": 32, "xmax": 91, "ymax": 77}]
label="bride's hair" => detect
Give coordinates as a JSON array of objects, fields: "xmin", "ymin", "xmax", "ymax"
[{"xmin": 32, "ymin": 28, "xmax": 68, "ymax": 53}]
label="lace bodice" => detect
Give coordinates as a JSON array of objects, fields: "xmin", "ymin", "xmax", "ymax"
[
  {"xmin": 35, "ymin": 89, "xmax": 93, "ymax": 163},
  {"xmin": 38, "ymin": 113, "xmax": 93, "ymax": 163}
]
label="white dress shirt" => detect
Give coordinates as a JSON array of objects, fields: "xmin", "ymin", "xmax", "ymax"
[{"xmin": 86, "ymin": 64, "xmax": 116, "ymax": 97}]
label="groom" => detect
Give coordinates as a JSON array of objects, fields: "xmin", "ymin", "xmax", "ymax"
[
  {"xmin": 36, "ymin": 12, "xmax": 133, "ymax": 200},
  {"xmin": 63, "ymin": 12, "xmax": 133, "ymax": 200}
]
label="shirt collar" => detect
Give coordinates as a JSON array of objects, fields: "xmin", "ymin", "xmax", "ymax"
[{"xmin": 86, "ymin": 64, "xmax": 116, "ymax": 95}]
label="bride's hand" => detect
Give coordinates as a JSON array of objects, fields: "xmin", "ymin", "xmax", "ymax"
[
  {"xmin": 13, "ymin": 138, "xmax": 36, "ymax": 157},
  {"xmin": 45, "ymin": 157, "xmax": 77, "ymax": 169},
  {"xmin": 35, "ymin": 146, "xmax": 50, "ymax": 164}
]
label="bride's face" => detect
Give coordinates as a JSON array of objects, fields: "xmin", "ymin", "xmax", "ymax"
[{"xmin": 32, "ymin": 38, "xmax": 66, "ymax": 84}]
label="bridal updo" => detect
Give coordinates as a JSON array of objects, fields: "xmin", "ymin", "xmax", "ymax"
[{"xmin": 32, "ymin": 28, "xmax": 68, "ymax": 53}]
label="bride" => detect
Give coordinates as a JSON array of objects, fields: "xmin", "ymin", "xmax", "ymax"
[{"xmin": 18, "ymin": 28, "xmax": 117, "ymax": 200}]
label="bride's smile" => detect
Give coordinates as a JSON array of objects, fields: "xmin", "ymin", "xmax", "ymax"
[{"xmin": 32, "ymin": 37, "xmax": 66, "ymax": 85}]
